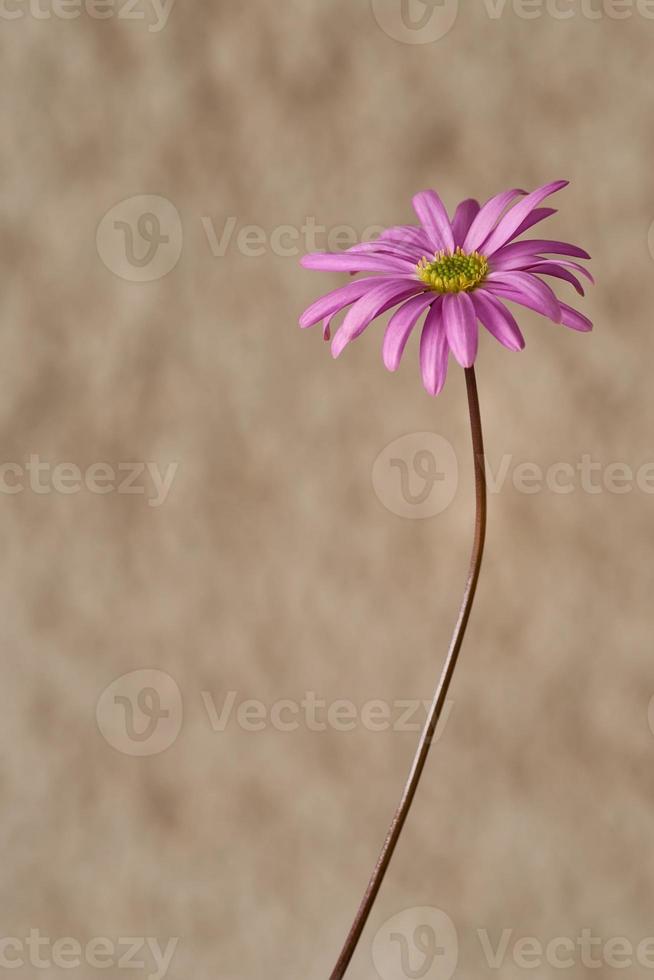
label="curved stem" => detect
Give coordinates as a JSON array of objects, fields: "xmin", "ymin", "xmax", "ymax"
[{"xmin": 328, "ymin": 366, "xmax": 487, "ymax": 980}]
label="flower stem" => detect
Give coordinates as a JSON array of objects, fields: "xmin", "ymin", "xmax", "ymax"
[{"xmin": 328, "ymin": 366, "xmax": 487, "ymax": 980}]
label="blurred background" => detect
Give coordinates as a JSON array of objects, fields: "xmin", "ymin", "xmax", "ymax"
[{"xmin": 0, "ymin": 2, "xmax": 652, "ymax": 978}]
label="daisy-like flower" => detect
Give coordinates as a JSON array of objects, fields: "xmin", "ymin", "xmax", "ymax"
[{"xmin": 299, "ymin": 180, "xmax": 593, "ymax": 395}]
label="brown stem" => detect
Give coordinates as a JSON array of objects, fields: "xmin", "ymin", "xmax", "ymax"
[{"xmin": 328, "ymin": 366, "xmax": 487, "ymax": 980}]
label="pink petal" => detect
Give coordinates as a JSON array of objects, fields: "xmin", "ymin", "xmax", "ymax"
[
  {"xmin": 301, "ymin": 252, "xmax": 416, "ymax": 274},
  {"xmin": 331, "ymin": 280, "xmax": 425, "ymax": 358},
  {"xmin": 481, "ymin": 180, "xmax": 569, "ymax": 256},
  {"xmin": 378, "ymin": 225, "xmax": 433, "ymax": 252},
  {"xmin": 506, "ymin": 207, "xmax": 557, "ymax": 243},
  {"xmin": 451, "ymin": 198, "xmax": 480, "ymax": 248},
  {"xmin": 347, "ymin": 240, "xmax": 425, "ymax": 264},
  {"xmin": 412, "ymin": 190, "xmax": 455, "ymax": 253},
  {"xmin": 528, "ymin": 262, "xmax": 585, "ymax": 296},
  {"xmin": 490, "ymin": 250, "xmax": 543, "ymax": 272},
  {"xmin": 382, "ymin": 293, "xmax": 436, "ymax": 371},
  {"xmin": 442, "ymin": 292, "xmax": 478, "ymax": 367},
  {"xmin": 419, "ymin": 300, "xmax": 449, "ymax": 396},
  {"xmin": 560, "ymin": 302, "xmax": 593, "ymax": 332},
  {"xmin": 526, "ymin": 258, "xmax": 594, "ymax": 283},
  {"xmin": 463, "ymin": 188, "xmax": 526, "ymax": 253},
  {"xmin": 471, "ymin": 290, "xmax": 525, "ymax": 351},
  {"xmin": 299, "ymin": 276, "xmax": 390, "ymax": 328},
  {"xmin": 490, "ymin": 239, "xmax": 591, "ymax": 271},
  {"xmin": 485, "ymin": 272, "xmax": 562, "ymax": 323}
]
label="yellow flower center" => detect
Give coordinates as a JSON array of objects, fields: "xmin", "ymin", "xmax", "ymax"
[{"xmin": 417, "ymin": 247, "xmax": 489, "ymax": 294}]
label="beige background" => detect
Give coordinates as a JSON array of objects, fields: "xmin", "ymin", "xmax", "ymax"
[{"xmin": 0, "ymin": 2, "xmax": 653, "ymax": 978}]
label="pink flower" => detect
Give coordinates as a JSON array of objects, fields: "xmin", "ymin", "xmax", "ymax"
[{"xmin": 299, "ymin": 181, "xmax": 593, "ymax": 395}]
